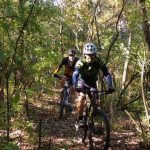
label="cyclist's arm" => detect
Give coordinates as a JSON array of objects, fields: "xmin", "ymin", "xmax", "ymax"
[
  {"xmin": 54, "ymin": 58, "xmax": 66, "ymax": 74},
  {"xmin": 100, "ymin": 64, "xmax": 115, "ymax": 93},
  {"xmin": 72, "ymin": 68, "xmax": 79, "ymax": 85},
  {"xmin": 104, "ymin": 73, "xmax": 113, "ymax": 88},
  {"xmin": 72, "ymin": 60, "xmax": 83, "ymax": 85}
]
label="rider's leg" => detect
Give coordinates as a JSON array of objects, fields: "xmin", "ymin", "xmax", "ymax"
[
  {"xmin": 76, "ymin": 92, "xmax": 86, "ymax": 120},
  {"xmin": 69, "ymin": 86, "xmax": 76, "ymax": 103},
  {"xmin": 60, "ymin": 77, "xmax": 66, "ymax": 88}
]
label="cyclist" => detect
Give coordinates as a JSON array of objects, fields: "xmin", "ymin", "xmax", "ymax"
[
  {"xmin": 72, "ymin": 42, "xmax": 115, "ymax": 127},
  {"xmin": 53, "ymin": 49, "xmax": 79, "ymax": 104}
]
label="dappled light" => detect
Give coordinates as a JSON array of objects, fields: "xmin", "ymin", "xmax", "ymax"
[{"xmin": 0, "ymin": 0, "xmax": 150, "ymax": 149}]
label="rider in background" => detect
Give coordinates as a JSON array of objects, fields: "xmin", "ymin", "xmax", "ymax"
[
  {"xmin": 53, "ymin": 49, "xmax": 79, "ymax": 102},
  {"xmin": 72, "ymin": 42, "xmax": 115, "ymax": 126}
]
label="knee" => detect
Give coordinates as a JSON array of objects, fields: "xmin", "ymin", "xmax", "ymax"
[
  {"xmin": 60, "ymin": 78, "xmax": 66, "ymax": 87},
  {"xmin": 76, "ymin": 93, "xmax": 85, "ymax": 105}
]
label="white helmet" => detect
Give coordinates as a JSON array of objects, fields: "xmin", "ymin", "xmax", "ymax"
[{"xmin": 83, "ymin": 43, "xmax": 97, "ymax": 54}]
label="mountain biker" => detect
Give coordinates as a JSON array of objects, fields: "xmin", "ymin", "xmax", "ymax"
[
  {"xmin": 53, "ymin": 49, "xmax": 79, "ymax": 104},
  {"xmin": 72, "ymin": 42, "xmax": 115, "ymax": 127}
]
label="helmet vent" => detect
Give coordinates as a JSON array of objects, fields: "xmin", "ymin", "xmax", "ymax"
[{"xmin": 83, "ymin": 43, "xmax": 97, "ymax": 54}]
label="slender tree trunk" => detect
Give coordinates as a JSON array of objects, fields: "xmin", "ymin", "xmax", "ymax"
[
  {"xmin": 59, "ymin": 3, "xmax": 64, "ymax": 54},
  {"xmin": 139, "ymin": 1, "xmax": 150, "ymax": 135},
  {"xmin": 6, "ymin": 75, "xmax": 10, "ymax": 141},
  {"xmin": 73, "ymin": 30, "xmax": 80, "ymax": 52},
  {"xmin": 24, "ymin": 91, "xmax": 29, "ymax": 118},
  {"xmin": 141, "ymin": 61, "xmax": 149, "ymax": 125},
  {"xmin": 140, "ymin": 0, "xmax": 150, "ymax": 52},
  {"xmin": 94, "ymin": 16, "xmax": 101, "ymax": 50},
  {"xmin": 140, "ymin": 58, "xmax": 150, "ymax": 148},
  {"xmin": 122, "ymin": 33, "xmax": 132, "ymax": 89},
  {"xmin": 0, "ymin": 17, "xmax": 4, "ymax": 101},
  {"xmin": 0, "ymin": 70, "xmax": 5, "ymax": 101}
]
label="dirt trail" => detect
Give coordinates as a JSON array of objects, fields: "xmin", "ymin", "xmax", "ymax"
[{"xmin": 18, "ymin": 94, "xmax": 142, "ymax": 150}]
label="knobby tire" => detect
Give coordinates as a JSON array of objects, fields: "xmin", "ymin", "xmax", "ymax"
[
  {"xmin": 59, "ymin": 88, "xmax": 68, "ymax": 119},
  {"xmin": 89, "ymin": 109, "xmax": 110, "ymax": 150}
]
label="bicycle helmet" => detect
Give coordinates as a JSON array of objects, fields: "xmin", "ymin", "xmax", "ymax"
[
  {"xmin": 83, "ymin": 43, "xmax": 97, "ymax": 54},
  {"xmin": 68, "ymin": 49, "xmax": 76, "ymax": 55}
]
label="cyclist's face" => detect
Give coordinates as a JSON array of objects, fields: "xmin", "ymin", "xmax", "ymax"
[
  {"xmin": 85, "ymin": 54, "xmax": 95, "ymax": 63},
  {"xmin": 68, "ymin": 54, "xmax": 75, "ymax": 61}
]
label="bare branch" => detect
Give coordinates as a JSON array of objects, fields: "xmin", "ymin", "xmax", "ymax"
[
  {"xmin": 8, "ymin": 0, "xmax": 37, "ymax": 74},
  {"xmin": 105, "ymin": 0, "xmax": 127, "ymax": 64}
]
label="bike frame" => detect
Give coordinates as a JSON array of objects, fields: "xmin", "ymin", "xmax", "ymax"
[
  {"xmin": 77, "ymin": 80, "xmax": 110, "ymax": 150},
  {"xmin": 61, "ymin": 80, "xmax": 71, "ymax": 106},
  {"xmin": 55, "ymin": 74, "xmax": 72, "ymax": 119}
]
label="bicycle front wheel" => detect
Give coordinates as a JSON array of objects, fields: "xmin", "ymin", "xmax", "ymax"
[
  {"xmin": 89, "ymin": 109, "xmax": 110, "ymax": 150},
  {"xmin": 59, "ymin": 88, "xmax": 68, "ymax": 119}
]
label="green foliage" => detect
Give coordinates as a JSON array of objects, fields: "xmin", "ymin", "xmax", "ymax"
[
  {"xmin": 0, "ymin": 102, "xmax": 6, "ymax": 129},
  {"xmin": 0, "ymin": 0, "xmax": 150, "ymax": 148},
  {"xmin": 11, "ymin": 93, "xmax": 20, "ymax": 110},
  {"xmin": 0, "ymin": 51, "xmax": 5, "ymax": 62},
  {"xmin": 3, "ymin": 142, "xmax": 19, "ymax": 150}
]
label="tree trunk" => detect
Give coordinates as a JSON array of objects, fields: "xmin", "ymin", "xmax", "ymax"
[
  {"xmin": 140, "ymin": 0, "xmax": 150, "ymax": 52},
  {"xmin": 6, "ymin": 75, "xmax": 10, "ymax": 141},
  {"xmin": 122, "ymin": 33, "xmax": 132, "ymax": 89},
  {"xmin": 141, "ymin": 61, "xmax": 149, "ymax": 125}
]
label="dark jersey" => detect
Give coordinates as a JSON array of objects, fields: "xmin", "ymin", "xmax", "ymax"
[
  {"xmin": 56, "ymin": 57, "xmax": 78, "ymax": 78},
  {"xmin": 73, "ymin": 56, "xmax": 112, "ymax": 87}
]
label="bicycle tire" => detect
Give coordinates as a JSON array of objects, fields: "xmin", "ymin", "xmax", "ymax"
[
  {"xmin": 76, "ymin": 121, "xmax": 88, "ymax": 145},
  {"xmin": 76, "ymin": 108, "xmax": 88, "ymax": 144},
  {"xmin": 89, "ymin": 109, "xmax": 110, "ymax": 150},
  {"xmin": 59, "ymin": 88, "xmax": 68, "ymax": 119}
]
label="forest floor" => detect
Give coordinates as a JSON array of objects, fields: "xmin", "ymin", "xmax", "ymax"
[
  {"xmin": 1, "ymin": 89, "xmax": 146, "ymax": 150},
  {"xmin": 20, "ymin": 88, "xmax": 147, "ymax": 150}
]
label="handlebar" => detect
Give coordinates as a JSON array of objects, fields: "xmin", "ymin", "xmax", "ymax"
[{"xmin": 76, "ymin": 78, "xmax": 114, "ymax": 95}]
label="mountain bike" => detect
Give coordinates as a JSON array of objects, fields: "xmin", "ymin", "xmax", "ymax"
[
  {"xmin": 54, "ymin": 74, "xmax": 73, "ymax": 119},
  {"xmin": 75, "ymin": 80, "xmax": 112, "ymax": 150}
]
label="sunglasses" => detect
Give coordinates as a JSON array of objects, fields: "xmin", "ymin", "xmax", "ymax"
[
  {"xmin": 86, "ymin": 54, "xmax": 95, "ymax": 56},
  {"xmin": 69, "ymin": 55, "xmax": 75, "ymax": 57}
]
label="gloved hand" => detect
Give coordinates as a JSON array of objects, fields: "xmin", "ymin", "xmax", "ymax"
[
  {"xmin": 53, "ymin": 74, "xmax": 59, "ymax": 78},
  {"xmin": 108, "ymin": 86, "xmax": 115, "ymax": 94}
]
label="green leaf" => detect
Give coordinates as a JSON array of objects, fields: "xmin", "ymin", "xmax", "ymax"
[
  {"xmin": 25, "ymin": 89, "xmax": 34, "ymax": 96},
  {"xmin": 4, "ymin": 142, "xmax": 19, "ymax": 150},
  {"xmin": 0, "ymin": 51, "xmax": 5, "ymax": 61},
  {"xmin": 0, "ymin": 21, "xmax": 9, "ymax": 31},
  {"xmin": 12, "ymin": 93, "xmax": 20, "ymax": 109}
]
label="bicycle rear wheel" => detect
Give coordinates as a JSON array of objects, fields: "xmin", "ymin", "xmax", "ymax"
[
  {"xmin": 89, "ymin": 109, "xmax": 110, "ymax": 150},
  {"xmin": 59, "ymin": 88, "xmax": 68, "ymax": 119}
]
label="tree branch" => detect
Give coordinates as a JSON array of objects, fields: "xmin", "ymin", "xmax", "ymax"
[
  {"xmin": 105, "ymin": 0, "xmax": 127, "ymax": 64},
  {"xmin": 9, "ymin": 0, "xmax": 37, "ymax": 72},
  {"xmin": 117, "ymin": 72, "xmax": 140, "ymax": 107},
  {"xmin": 140, "ymin": 0, "xmax": 150, "ymax": 52}
]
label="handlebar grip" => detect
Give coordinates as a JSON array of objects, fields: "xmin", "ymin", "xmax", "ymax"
[{"xmin": 54, "ymin": 74, "xmax": 60, "ymax": 78}]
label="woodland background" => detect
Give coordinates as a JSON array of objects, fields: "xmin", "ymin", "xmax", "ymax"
[{"xmin": 0, "ymin": 0, "xmax": 150, "ymax": 149}]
